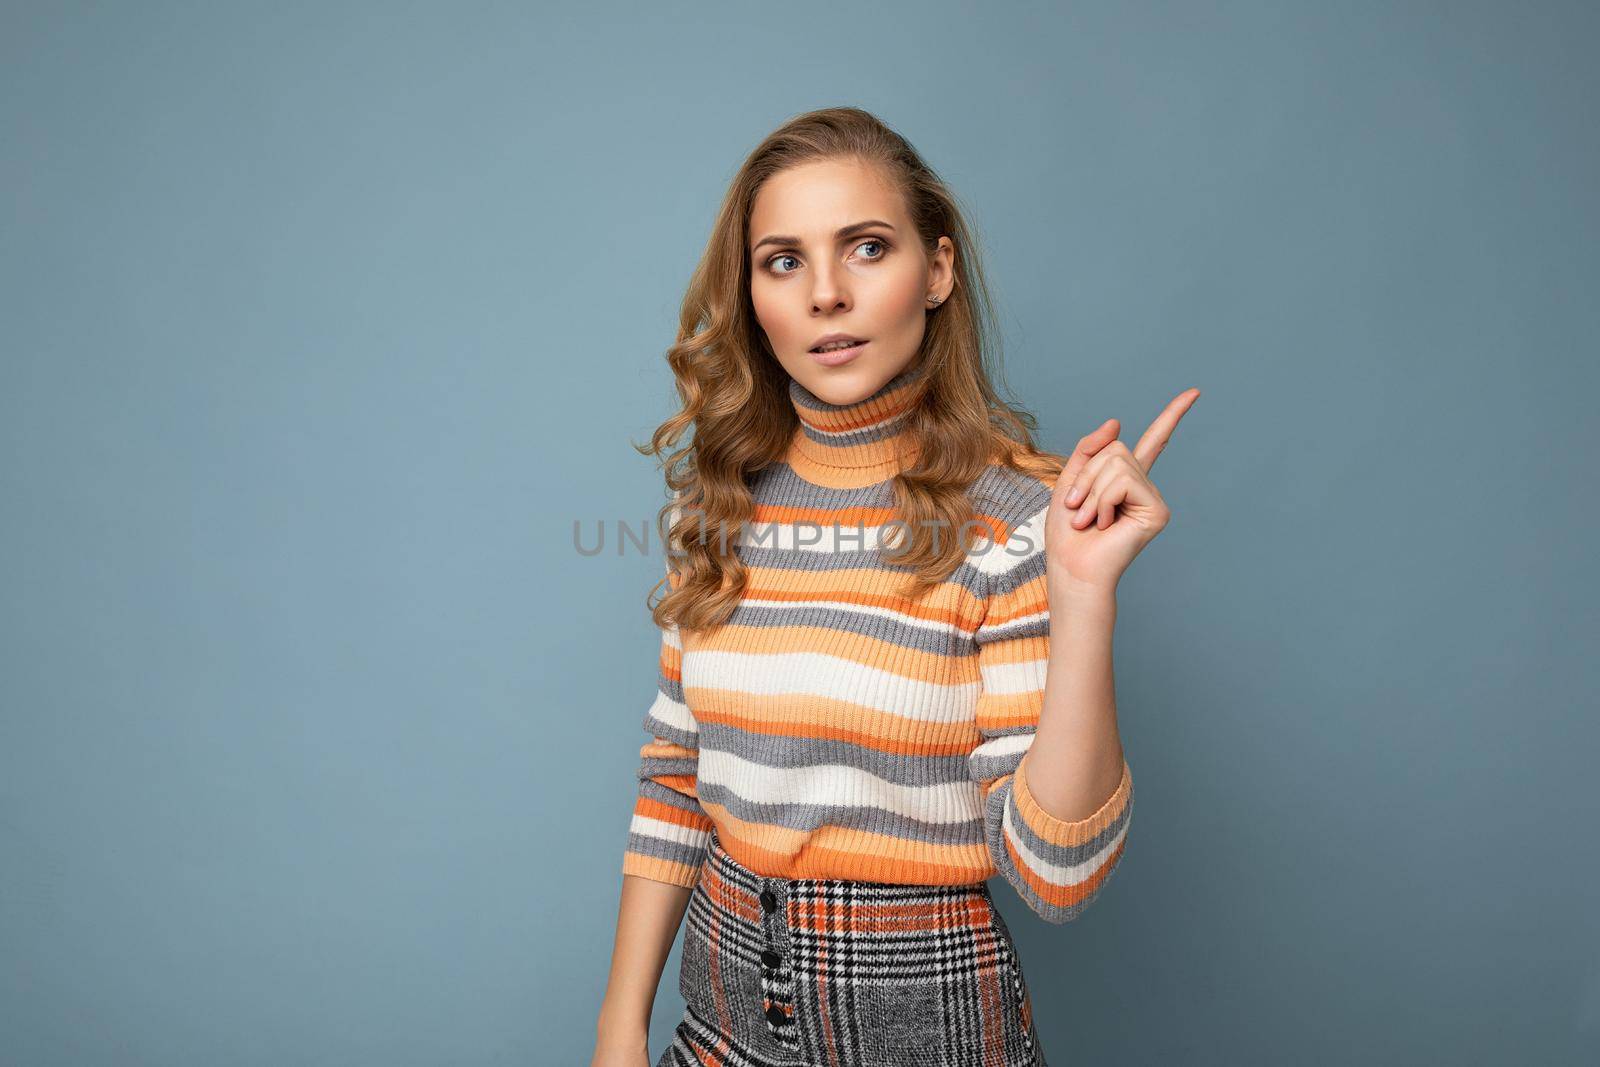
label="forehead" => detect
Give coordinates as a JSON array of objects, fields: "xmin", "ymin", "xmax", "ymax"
[{"xmin": 748, "ymin": 159, "xmax": 905, "ymax": 241}]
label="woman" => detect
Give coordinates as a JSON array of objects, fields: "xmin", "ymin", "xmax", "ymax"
[{"xmin": 593, "ymin": 106, "xmax": 1197, "ymax": 1067}]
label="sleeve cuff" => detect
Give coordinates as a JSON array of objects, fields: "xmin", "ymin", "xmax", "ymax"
[
  {"xmin": 1013, "ymin": 753, "xmax": 1131, "ymax": 846},
  {"xmin": 622, "ymin": 850, "xmax": 705, "ymax": 889}
]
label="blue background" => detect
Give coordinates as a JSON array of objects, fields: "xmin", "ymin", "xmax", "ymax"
[{"xmin": 3, "ymin": 1, "xmax": 1595, "ymax": 1063}]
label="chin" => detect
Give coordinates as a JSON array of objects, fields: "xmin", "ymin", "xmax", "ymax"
[
  {"xmin": 795, "ymin": 360, "xmax": 896, "ymax": 402},
  {"xmin": 799, "ymin": 372, "xmax": 873, "ymax": 404}
]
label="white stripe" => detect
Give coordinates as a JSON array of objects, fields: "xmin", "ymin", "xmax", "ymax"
[
  {"xmin": 737, "ymin": 597, "xmax": 979, "ymax": 642},
  {"xmin": 971, "ymin": 732, "xmax": 1035, "ymax": 761},
  {"xmin": 644, "ymin": 690, "xmax": 697, "ymax": 737},
  {"xmin": 977, "ymin": 607, "xmax": 1049, "ymax": 645},
  {"xmin": 803, "ymin": 415, "xmax": 905, "ymax": 441},
  {"xmin": 970, "ymin": 503, "xmax": 1050, "ymax": 577},
  {"xmin": 629, "ymin": 812, "xmax": 712, "ymax": 848},
  {"xmin": 1002, "ymin": 800, "xmax": 1129, "ymax": 886},
  {"xmin": 978, "ymin": 655, "xmax": 1048, "ymax": 695},
  {"xmin": 737, "ymin": 521, "xmax": 902, "ymax": 552},
  {"xmin": 683, "ymin": 649, "xmax": 982, "ymax": 724},
  {"xmin": 698, "ymin": 749, "xmax": 985, "ymax": 824},
  {"xmin": 731, "ymin": 512, "xmax": 1046, "ymax": 577}
]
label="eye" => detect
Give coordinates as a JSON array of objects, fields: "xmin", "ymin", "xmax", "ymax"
[
  {"xmin": 762, "ymin": 237, "xmax": 892, "ymax": 276},
  {"xmin": 855, "ymin": 237, "xmax": 889, "ymax": 260}
]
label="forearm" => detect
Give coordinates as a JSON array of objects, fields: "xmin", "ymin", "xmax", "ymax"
[
  {"xmin": 1022, "ymin": 576, "xmax": 1126, "ymax": 821},
  {"xmin": 596, "ymin": 874, "xmax": 694, "ymax": 1047}
]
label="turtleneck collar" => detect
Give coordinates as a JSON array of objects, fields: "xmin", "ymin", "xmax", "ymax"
[{"xmin": 785, "ymin": 362, "xmax": 927, "ymax": 488}]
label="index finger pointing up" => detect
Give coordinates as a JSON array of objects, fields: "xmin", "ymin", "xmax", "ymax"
[{"xmin": 1131, "ymin": 388, "xmax": 1201, "ymax": 472}]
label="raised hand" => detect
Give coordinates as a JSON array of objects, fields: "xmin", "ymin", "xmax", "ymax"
[{"xmin": 1043, "ymin": 389, "xmax": 1200, "ymax": 592}]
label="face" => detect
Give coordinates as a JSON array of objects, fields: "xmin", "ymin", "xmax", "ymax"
[{"xmin": 748, "ymin": 158, "xmax": 953, "ymax": 406}]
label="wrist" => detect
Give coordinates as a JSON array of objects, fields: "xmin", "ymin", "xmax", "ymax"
[
  {"xmin": 594, "ymin": 1031, "xmax": 649, "ymax": 1055},
  {"xmin": 1047, "ymin": 568, "xmax": 1118, "ymax": 609},
  {"xmin": 596, "ymin": 1000, "xmax": 650, "ymax": 1043}
]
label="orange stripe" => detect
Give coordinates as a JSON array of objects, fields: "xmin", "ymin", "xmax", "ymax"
[
  {"xmin": 1002, "ymin": 832, "xmax": 1127, "ymax": 910},
  {"xmin": 621, "ymin": 852, "xmax": 704, "ymax": 888},
  {"xmin": 799, "ymin": 404, "xmax": 911, "ymax": 433},
  {"xmin": 690, "ymin": 695, "xmax": 981, "ymax": 754},
  {"xmin": 787, "ymin": 895, "xmax": 992, "ymax": 935},
  {"xmin": 705, "ymin": 817, "xmax": 998, "ymax": 884},
  {"xmin": 1013, "ymin": 756, "xmax": 1131, "ymax": 845},
  {"xmin": 639, "ymin": 737, "xmax": 697, "ymax": 761},
  {"xmin": 973, "ymin": 693, "xmax": 1045, "ymax": 731},
  {"xmin": 974, "ymin": 633, "xmax": 1047, "ymax": 665},
  {"xmin": 749, "ymin": 501, "xmax": 1012, "ymax": 546},
  {"xmin": 784, "ymin": 450, "xmax": 906, "ymax": 490},
  {"xmin": 738, "ymin": 565, "xmax": 979, "ymax": 617},
  {"xmin": 977, "ymin": 899, "xmax": 1007, "ymax": 1059},
  {"xmin": 687, "ymin": 622, "xmax": 982, "ymax": 674},
  {"xmin": 632, "ymin": 792, "xmax": 714, "ymax": 831},
  {"xmin": 983, "ymin": 574, "xmax": 1049, "ymax": 624}
]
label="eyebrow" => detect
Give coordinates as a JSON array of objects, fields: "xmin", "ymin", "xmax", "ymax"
[{"xmin": 750, "ymin": 219, "xmax": 897, "ymax": 254}]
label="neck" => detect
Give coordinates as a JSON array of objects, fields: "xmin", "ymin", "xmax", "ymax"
[{"xmin": 785, "ymin": 362, "xmax": 926, "ymax": 488}]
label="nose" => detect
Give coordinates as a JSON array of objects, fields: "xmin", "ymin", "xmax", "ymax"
[{"xmin": 808, "ymin": 261, "xmax": 851, "ymax": 314}]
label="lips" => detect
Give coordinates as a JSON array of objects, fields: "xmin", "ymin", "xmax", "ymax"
[
  {"xmin": 808, "ymin": 339, "xmax": 868, "ymax": 366},
  {"xmin": 810, "ymin": 333, "xmax": 868, "ymax": 353}
]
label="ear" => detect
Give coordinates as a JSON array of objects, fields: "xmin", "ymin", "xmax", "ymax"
[{"xmin": 927, "ymin": 235, "xmax": 955, "ymax": 304}]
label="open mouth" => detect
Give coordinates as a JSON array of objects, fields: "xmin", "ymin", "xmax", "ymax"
[{"xmin": 808, "ymin": 340, "xmax": 869, "ymax": 364}]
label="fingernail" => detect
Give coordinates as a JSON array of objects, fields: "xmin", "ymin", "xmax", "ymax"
[{"xmin": 1065, "ymin": 486, "xmax": 1081, "ymax": 505}]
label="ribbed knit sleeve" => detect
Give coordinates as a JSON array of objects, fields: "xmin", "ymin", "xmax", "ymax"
[
  {"xmin": 968, "ymin": 503, "xmax": 1134, "ymax": 924},
  {"xmin": 621, "ymin": 517, "xmax": 716, "ymax": 889}
]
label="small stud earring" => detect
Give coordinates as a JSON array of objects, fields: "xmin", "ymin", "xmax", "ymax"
[{"xmin": 927, "ymin": 295, "xmax": 943, "ymax": 307}]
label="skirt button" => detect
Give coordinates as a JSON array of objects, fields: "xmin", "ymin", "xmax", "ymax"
[
  {"xmin": 761, "ymin": 949, "xmax": 782, "ymax": 968},
  {"xmin": 759, "ymin": 888, "xmax": 778, "ymax": 913},
  {"xmin": 765, "ymin": 1004, "xmax": 787, "ymax": 1026}
]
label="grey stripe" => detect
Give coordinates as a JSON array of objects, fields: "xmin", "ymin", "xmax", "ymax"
[
  {"xmin": 788, "ymin": 361, "xmax": 926, "ymax": 417},
  {"xmin": 967, "ymin": 745, "xmax": 1029, "ymax": 784},
  {"xmin": 635, "ymin": 776, "xmax": 706, "ymax": 814},
  {"xmin": 716, "ymin": 601, "xmax": 982, "ymax": 656},
  {"xmin": 749, "ymin": 460, "xmax": 1054, "ymax": 534},
  {"xmin": 749, "ymin": 463, "xmax": 899, "ymax": 504},
  {"xmin": 638, "ymin": 752, "xmax": 699, "ymax": 781},
  {"xmin": 657, "ymin": 668, "xmax": 685, "ymax": 706},
  {"xmin": 642, "ymin": 706, "xmax": 696, "ymax": 749},
  {"xmin": 695, "ymin": 779, "xmax": 989, "ymax": 848},
  {"xmin": 699, "ymin": 722, "xmax": 979, "ymax": 785},
  {"xmin": 967, "ymin": 463, "xmax": 1055, "ymax": 520},
  {"xmin": 984, "ymin": 530, "xmax": 1050, "ymax": 599},
  {"xmin": 976, "ymin": 609, "xmax": 1050, "ymax": 645},
  {"xmin": 979, "ymin": 779, "xmax": 1133, "ymax": 924},
  {"xmin": 1000, "ymin": 775, "xmax": 1133, "ymax": 868},
  {"xmin": 746, "ymin": 455, "xmax": 1057, "ymax": 585},
  {"xmin": 624, "ymin": 828, "xmax": 708, "ymax": 870},
  {"xmin": 794, "ymin": 413, "xmax": 912, "ymax": 450},
  {"xmin": 735, "ymin": 541, "xmax": 995, "ymax": 601}
]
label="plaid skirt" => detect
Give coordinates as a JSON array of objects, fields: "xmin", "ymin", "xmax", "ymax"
[{"xmin": 657, "ymin": 829, "xmax": 1046, "ymax": 1067}]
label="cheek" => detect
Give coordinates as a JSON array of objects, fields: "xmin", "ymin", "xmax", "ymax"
[
  {"xmin": 749, "ymin": 284, "xmax": 788, "ymax": 341},
  {"xmin": 745, "ymin": 283, "xmax": 777, "ymax": 337},
  {"xmin": 872, "ymin": 262, "xmax": 926, "ymax": 314},
  {"xmin": 870, "ymin": 269, "xmax": 927, "ymax": 331}
]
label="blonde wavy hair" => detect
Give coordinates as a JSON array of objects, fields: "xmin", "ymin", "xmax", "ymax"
[{"xmin": 640, "ymin": 106, "xmax": 1065, "ymax": 634}]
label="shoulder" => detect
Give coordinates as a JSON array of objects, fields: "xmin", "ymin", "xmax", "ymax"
[
  {"xmin": 967, "ymin": 460, "xmax": 1055, "ymax": 544},
  {"xmin": 965, "ymin": 458, "xmax": 1056, "ymax": 597}
]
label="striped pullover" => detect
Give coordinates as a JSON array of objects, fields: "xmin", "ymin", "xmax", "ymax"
[{"xmin": 621, "ymin": 364, "xmax": 1133, "ymax": 924}]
